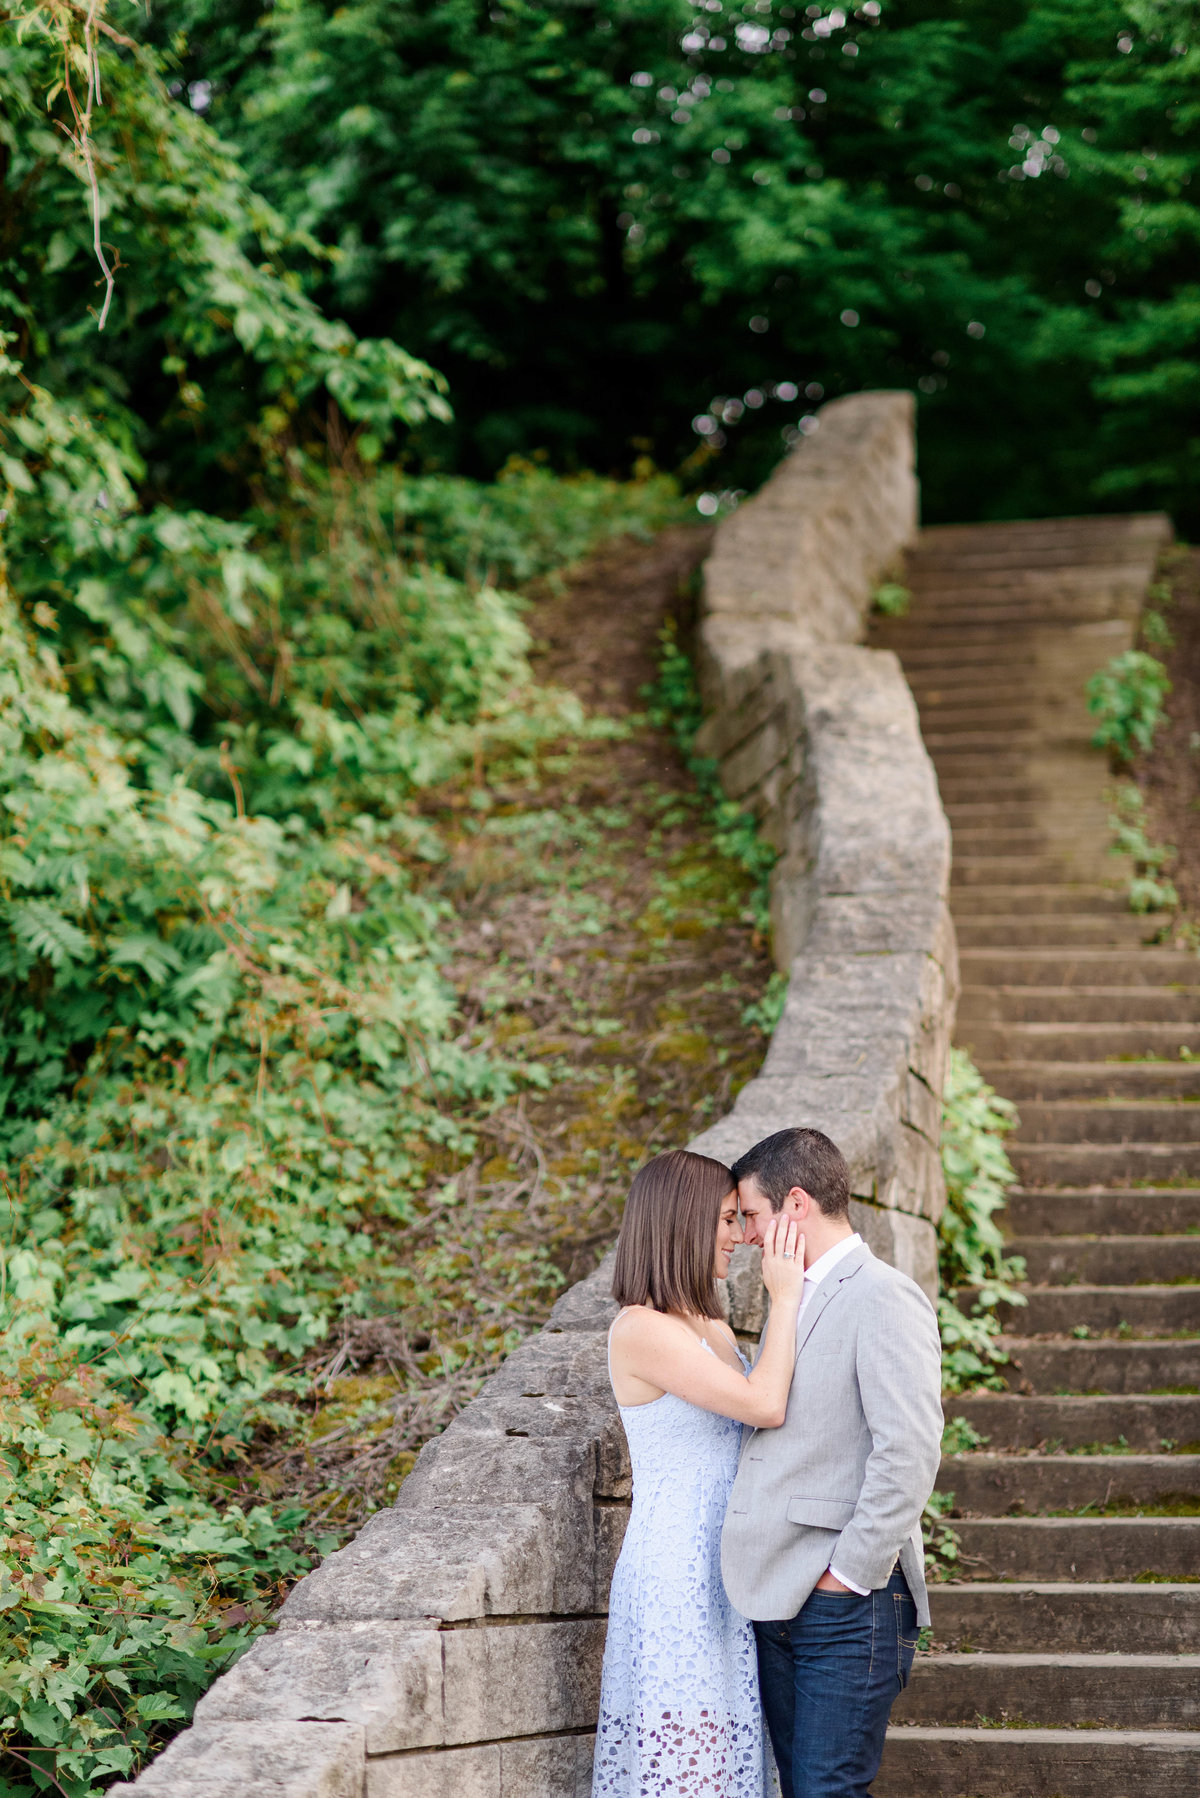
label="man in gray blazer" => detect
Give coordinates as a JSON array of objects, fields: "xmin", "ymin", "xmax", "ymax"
[{"xmin": 720, "ymin": 1127, "xmax": 943, "ymax": 1798}]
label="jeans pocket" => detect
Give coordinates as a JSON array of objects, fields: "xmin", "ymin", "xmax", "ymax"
[{"xmin": 894, "ymin": 1594, "xmax": 919, "ymax": 1689}]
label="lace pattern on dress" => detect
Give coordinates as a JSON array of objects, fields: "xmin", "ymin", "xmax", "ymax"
[{"xmin": 593, "ymin": 1332, "xmax": 772, "ymax": 1797}]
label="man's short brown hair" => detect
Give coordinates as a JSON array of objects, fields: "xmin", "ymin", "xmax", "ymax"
[{"xmin": 730, "ymin": 1127, "xmax": 851, "ymax": 1219}]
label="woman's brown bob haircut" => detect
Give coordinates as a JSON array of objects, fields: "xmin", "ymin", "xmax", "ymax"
[{"xmin": 611, "ymin": 1149, "xmax": 735, "ymax": 1319}]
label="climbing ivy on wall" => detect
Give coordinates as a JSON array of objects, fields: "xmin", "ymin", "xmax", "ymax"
[{"xmin": 937, "ymin": 1048, "xmax": 1026, "ymax": 1395}]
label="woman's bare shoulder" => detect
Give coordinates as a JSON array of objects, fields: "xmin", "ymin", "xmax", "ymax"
[{"xmin": 610, "ymin": 1305, "xmax": 686, "ymax": 1344}]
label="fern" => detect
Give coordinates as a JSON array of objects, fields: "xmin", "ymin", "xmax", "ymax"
[{"xmin": 5, "ymin": 901, "xmax": 91, "ymax": 968}]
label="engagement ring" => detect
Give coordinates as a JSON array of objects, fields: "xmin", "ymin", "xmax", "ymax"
[{"xmin": 782, "ymin": 1249, "xmax": 795, "ymax": 1259}]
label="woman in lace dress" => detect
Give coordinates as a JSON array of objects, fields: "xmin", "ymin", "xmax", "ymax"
[{"xmin": 594, "ymin": 1149, "xmax": 805, "ymax": 1798}]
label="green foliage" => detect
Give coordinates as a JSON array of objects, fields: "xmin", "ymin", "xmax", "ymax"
[
  {"xmin": 0, "ymin": 450, "xmax": 687, "ymax": 1789},
  {"xmin": 0, "ymin": 1338, "xmax": 308, "ymax": 1792},
  {"xmin": 1142, "ymin": 608, "xmax": 1175, "ymax": 650},
  {"xmin": 643, "ymin": 619, "xmax": 777, "ymax": 930},
  {"xmin": 1086, "ymin": 649, "xmax": 1172, "ymax": 762},
  {"xmin": 1107, "ymin": 780, "xmax": 1179, "ymax": 914},
  {"xmin": 872, "ymin": 582, "xmax": 912, "ymax": 618},
  {"xmin": 142, "ymin": 0, "xmax": 1200, "ymax": 527},
  {"xmin": 941, "ymin": 1414, "xmax": 986, "ymax": 1456},
  {"xmin": 741, "ymin": 970, "xmax": 789, "ymax": 1035},
  {"xmin": 921, "ymin": 1488, "xmax": 962, "ymax": 1581},
  {"xmin": 0, "ymin": 12, "xmax": 687, "ymax": 1776},
  {"xmin": 938, "ymin": 1048, "xmax": 1026, "ymax": 1396}
]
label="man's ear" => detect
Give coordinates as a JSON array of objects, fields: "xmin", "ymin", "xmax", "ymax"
[{"xmin": 781, "ymin": 1187, "xmax": 811, "ymax": 1221}]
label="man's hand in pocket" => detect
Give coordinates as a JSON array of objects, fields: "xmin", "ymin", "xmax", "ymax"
[{"xmin": 815, "ymin": 1570, "xmax": 851, "ymax": 1593}]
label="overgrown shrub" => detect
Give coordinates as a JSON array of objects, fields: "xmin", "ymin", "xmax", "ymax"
[
  {"xmin": 0, "ymin": 445, "xmax": 686, "ymax": 1789},
  {"xmin": 937, "ymin": 1048, "xmax": 1026, "ymax": 1395},
  {"xmin": 1107, "ymin": 781, "xmax": 1179, "ymax": 916},
  {"xmin": 1086, "ymin": 649, "xmax": 1172, "ymax": 763},
  {"xmin": 0, "ymin": 8, "xmax": 688, "ymax": 1780}
]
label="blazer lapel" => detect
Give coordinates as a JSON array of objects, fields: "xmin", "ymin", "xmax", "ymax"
[{"xmin": 795, "ymin": 1243, "xmax": 869, "ymax": 1360}]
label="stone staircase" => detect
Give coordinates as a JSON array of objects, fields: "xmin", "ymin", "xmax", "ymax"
[{"xmin": 868, "ymin": 516, "xmax": 1200, "ymax": 1795}]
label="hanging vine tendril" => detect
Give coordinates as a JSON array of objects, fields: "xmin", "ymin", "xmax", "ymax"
[{"xmin": 15, "ymin": 0, "xmax": 137, "ymax": 328}]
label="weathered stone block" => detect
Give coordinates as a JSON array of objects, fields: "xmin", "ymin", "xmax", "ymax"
[
  {"xmin": 902, "ymin": 1067, "xmax": 942, "ymax": 1146},
  {"xmin": 594, "ymin": 1502, "xmax": 630, "ymax": 1607},
  {"xmin": 441, "ymin": 1619, "xmax": 604, "ymax": 1742},
  {"xmin": 850, "ymin": 1202, "xmax": 939, "ymax": 1298},
  {"xmin": 280, "ymin": 1500, "xmax": 596, "ymax": 1624},
  {"xmin": 206, "ymin": 1620, "xmax": 603, "ymax": 1754},
  {"xmin": 367, "ymin": 1734, "xmax": 594, "ymax": 1798},
  {"xmin": 196, "ymin": 1624, "xmax": 442, "ymax": 1753},
  {"xmin": 108, "ymin": 1722, "xmax": 365, "ymax": 1798},
  {"xmin": 545, "ymin": 1255, "xmax": 617, "ymax": 1332},
  {"xmin": 726, "ymin": 1243, "xmax": 767, "ymax": 1336},
  {"xmin": 702, "ymin": 393, "xmax": 917, "ymax": 644},
  {"xmin": 483, "ymin": 1328, "xmax": 612, "ymax": 1399},
  {"xmin": 718, "ymin": 712, "xmax": 790, "ymax": 805}
]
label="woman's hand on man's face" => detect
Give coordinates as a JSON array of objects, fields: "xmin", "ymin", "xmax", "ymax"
[{"xmin": 760, "ymin": 1214, "xmax": 805, "ymax": 1304}]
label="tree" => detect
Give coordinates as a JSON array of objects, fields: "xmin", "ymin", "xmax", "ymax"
[{"xmin": 151, "ymin": 0, "xmax": 1200, "ymax": 528}]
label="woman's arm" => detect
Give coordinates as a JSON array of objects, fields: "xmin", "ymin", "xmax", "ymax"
[{"xmin": 609, "ymin": 1216, "xmax": 805, "ymax": 1427}]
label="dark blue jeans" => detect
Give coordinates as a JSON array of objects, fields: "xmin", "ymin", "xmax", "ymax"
[{"xmin": 754, "ymin": 1570, "xmax": 918, "ymax": 1798}]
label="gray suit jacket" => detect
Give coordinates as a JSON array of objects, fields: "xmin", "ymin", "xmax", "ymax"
[{"xmin": 720, "ymin": 1242, "xmax": 943, "ymax": 1626}]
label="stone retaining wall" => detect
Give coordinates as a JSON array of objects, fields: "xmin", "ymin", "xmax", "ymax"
[
  {"xmin": 691, "ymin": 389, "xmax": 956, "ymax": 1299},
  {"xmin": 113, "ymin": 390, "xmax": 956, "ymax": 1798}
]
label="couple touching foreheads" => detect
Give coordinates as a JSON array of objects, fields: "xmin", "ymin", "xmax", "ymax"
[{"xmin": 592, "ymin": 1127, "xmax": 943, "ymax": 1798}]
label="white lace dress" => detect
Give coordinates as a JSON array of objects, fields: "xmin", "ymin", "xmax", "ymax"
[{"xmin": 593, "ymin": 1334, "xmax": 769, "ymax": 1797}]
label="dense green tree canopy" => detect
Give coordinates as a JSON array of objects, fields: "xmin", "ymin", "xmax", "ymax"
[{"xmin": 149, "ymin": 0, "xmax": 1200, "ymax": 526}]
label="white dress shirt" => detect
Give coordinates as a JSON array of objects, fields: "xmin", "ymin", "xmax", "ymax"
[{"xmin": 795, "ymin": 1232, "xmax": 870, "ymax": 1595}]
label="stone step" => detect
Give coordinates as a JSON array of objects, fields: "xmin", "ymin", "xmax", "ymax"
[
  {"xmin": 953, "ymin": 1515, "xmax": 1200, "ymax": 1580},
  {"xmin": 960, "ymin": 985, "xmax": 1200, "ymax": 1022},
  {"xmin": 928, "ymin": 730, "xmax": 1094, "ymax": 759},
  {"xmin": 954, "ymin": 915, "xmax": 1150, "ymax": 948},
  {"xmin": 1001, "ymin": 1185, "xmax": 1200, "ymax": 1237},
  {"xmin": 939, "ymin": 781, "xmax": 1041, "ymax": 806},
  {"xmin": 880, "ymin": 616, "xmax": 1122, "ymax": 648},
  {"xmin": 937, "ymin": 1452, "xmax": 1200, "ymax": 1515},
  {"xmin": 962, "ymin": 1022, "xmax": 1200, "ymax": 1062},
  {"xmin": 959, "ymin": 949, "xmax": 1200, "ymax": 988},
  {"xmin": 927, "ymin": 1581, "xmax": 1200, "ymax": 1653},
  {"xmin": 981, "ymin": 1285, "xmax": 1200, "ymax": 1337},
  {"xmin": 895, "ymin": 1650, "xmax": 1200, "ymax": 1729},
  {"xmin": 912, "ymin": 511, "xmax": 1168, "ymax": 550},
  {"xmin": 944, "ymin": 886, "xmax": 1124, "ymax": 918},
  {"xmin": 917, "ymin": 707, "xmax": 1039, "ymax": 732},
  {"xmin": 914, "ymin": 598, "xmax": 1131, "ymax": 627},
  {"xmin": 909, "ymin": 669, "xmax": 1040, "ymax": 692},
  {"xmin": 875, "ymin": 621, "xmax": 1060, "ymax": 649},
  {"xmin": 1008, "ymin": 1233, "xmax": 1200, "ymax": 1286},
  {"xmin": 1011, "ymin": 1141, "xmax": 1200, "ymax": 1185},
  {"xmin": 939, "ymin": 761, "xmax": 1065, "ymax": 787},
  {"xmin": 884, "ymin": 1723, "xmax": 1200, "ymax": 1795},
  {"xmin": 953, "ymin": 854, "xmax": 1114, "ymax": 886},
  {"xmin": 944, "ymin": 1391, "xmax": 1200, "ymax": 1452},
  {"xmin": 949, "ymin": 829, "xmax": 1103, "ymax": 855},
  {"xmin": 982, "ymin": 1061, "xmax": 1200, "ymax": 1101},
  {"xmin": 878, "ymin": 1724, "xmax": 1200, "ymax": 1797},
  {"xmin": 888, "ymin": 640, "xmax": 1039, "ymax": 669},
  {"xmin": 998, "ymin": 1338, "xmax": 1200, "ymax": 1396},
  {"xmin": 1014, "ymin": 1101, "xmax": 1200, "ymax": 1146}
]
